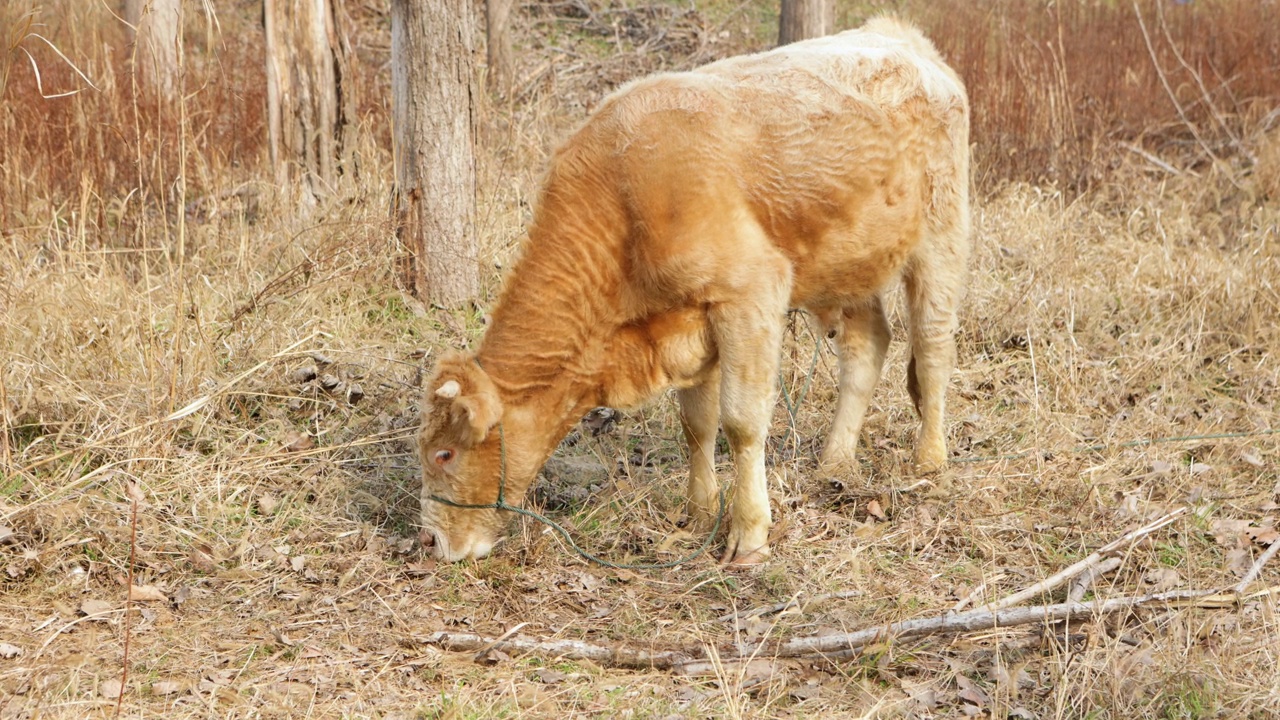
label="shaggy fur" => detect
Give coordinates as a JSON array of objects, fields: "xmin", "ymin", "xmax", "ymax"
[{"xmin": 418, "ymin": 17, "xmax": 971, "ymax": 564}]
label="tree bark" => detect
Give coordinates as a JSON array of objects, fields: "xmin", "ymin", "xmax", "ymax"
[
  {"xmin": 263, "ymin": 0, "xmax": 357, "ymax": 205},
  {"xmin": 391, "ymin": 0, "xmax": 480, "ymax": 307},
  {"xmin": 778, "ymin": 0, "xmax": 834, "ymax": 46},
  {"xmin": 125, "ymin": 0, "xmax": 182, "ymax": 100},
  {"xmin": 485, "ymin": 0, "xmax": 514, "ymax": 96}
]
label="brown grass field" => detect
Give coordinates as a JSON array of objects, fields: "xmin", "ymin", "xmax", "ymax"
[{"xmin": 3, "ymin": 0, "xmax": 1280, "ymax": 717}]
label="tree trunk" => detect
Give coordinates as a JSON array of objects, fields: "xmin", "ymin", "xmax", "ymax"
[
  {"xmin": 263, "ymin": 0, "xmax": 357, "ymax": 205},
  {"xmin": 125, "ymin": 0, "xmax": 182, "ymax": 100},
  {"xmin": 485, "ymin": 0, "xmax": 514, "ymax": 97},
  {"xmin": 778, "ymin": 0, "xmax": 834, "ymax": 46},
  {"xmin": 391, "ymin": 0, "xmax": 480, "ymax": 308}
]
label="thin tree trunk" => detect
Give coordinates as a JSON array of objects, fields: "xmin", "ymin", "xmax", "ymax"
[
  {"xmin": 485, "ymin": 0, "xmax": 514, "ymax": 97},
  {"xmin": 778, "ymin": 0, "xmax": 834, "ymax": 46},
  {"xmin": 391, "ymin": 0, "xmax": 480, "ymax": 307},
  {"xmin": 125, "ymin": 0, "xmax": 182, "ymax": 100},
  {"xmin": 263, "ymin": 0, "xmax": 356, "ymax": 205}
]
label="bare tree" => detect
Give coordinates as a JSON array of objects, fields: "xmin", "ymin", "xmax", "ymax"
[
  {"xmin": 778, "ymin": 0, "xmax": 834, "ymax": 46},
  {"xmin": 263, "ymin": 0, "xmax": 357, "ymax": 205},
  {"xmin": 485, "ymin": 0, "xmax": 514, "ymax": 96},
  {"xmin": 391, "ymin": 0, "xmax": 480, "ymax": 307},
  {"xmin": 125, "ymin": 0, "xmax": 182, "ymax": 99}
]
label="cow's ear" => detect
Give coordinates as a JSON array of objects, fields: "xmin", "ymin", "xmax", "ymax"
[
  {"xmin": 427, "ymin": 354, "xmax": 502, "ymax": 445},
  {"xmin": 452, "ymin": 391, "xmax": 502, "ymax": 445}
]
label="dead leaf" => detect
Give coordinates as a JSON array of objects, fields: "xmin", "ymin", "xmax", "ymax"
[
  {"xmin": 1149, "ymin": 460, "xmax": 1173, "ymax": 475},
  {"xmin": 405, "ymin": 559, "xmax": 437, "ymax": 576},
  {"xmin": 129, "ymin": 584, "xmax": 168, "ymax": 602},
  {"xmin": 535, "ymin": 669, "xmax": 566, "ymax": 684},
  {"xmin": 1143, "ymin": 568, "xmax": 1182, "ymax": 591},
  {"xmin": 290, "ymin": 364, "xmax": 318, "ymax": 384},
  {"xmin": 1247, "ymin": 526, "xmax": 1279, "ymax": 546},
  {"xmin": 1240, "ymin": 451, "xmax": 1263, "ymax": 468},
  {"xmin": 174, "ymin": 586, "xmax": 194, "ymax": 606},
  {"xmin": 866, "ymin": 499, "xmax": 886, "ymax": 521},
  {"xmin": 1226, "ymin": 548, "xmax": 1252, "ymax": 577},
  {"xmin": 956, "ymin": 674, "xmax": 990, "ymax": 708},
  {"xmin": 0, "ymin": 524, "xmax": 16, "ymax": 544},
  {"xmin": 152, "ymin": 680, "xmax": 184, "ymax": 696},
  {"xmin": 789, "ymin": 682, "xmax": 821, "ymax": 701},
  {"xmin": 188, "ymin": 547, "xmax": 218, "ymax": 574},
  {"xmin": 290, "ymin": 555, "xmax": 306, "ymax": 572},
  {"xmin": 257, "ymin": 494, "xmax": 280, "ymax": 515},
  {"xmin": 100, "ymin": 678, "xmax": 123, "ymax": 699},
  {"xmin": 657, "ymin": 530, "xmax": 694, "ymax": 553},
  {"xmin": 0, "ymin": 643, "xmax": 21, "ymax": 659},
  {"xmin": 282, "ymin": 431, "xmax": 314, "ymax": 452},
  {"xmin": 125, "ymin": 479, "xmax": 146, "ymax": 504},
  {"xmin": 1189, "ymin": 462, "xmax": 1212, "ymax": 475},
  {"xmin": 80, "ymin": 599, "xmax": 115, "ymax": 618},
  {"xmin": 1211, "ymin": 518, "xmax": 1254, "ymax": 546}
]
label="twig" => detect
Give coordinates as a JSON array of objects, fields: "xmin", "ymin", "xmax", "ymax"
[
  {"xmin": 415, "ymin": 586, "xmax": 1264, "ymax": 672},
  {"xmin": 115, "ymin": 479, "xmax": 142, "ymax": 717},
  {"xmin": 1154, "ymin": 0, "xmax": 1249, "ymax": 162},
  {"xmin": 950, "ymin": 574, "xmax": 1005, "ymax": 614},
  {"xmin": 1068, "ymin": 556, "xmax": 1123, "ymax": 603},
  {"xmin": 986, "ymin": 507, "xmax": 1186, "ymax": 611},
  {"xmin": 716, "ymin": 590, "xmax": 863, "ymax": 623},
  {"xmin": 1121, "ymin": 142, "xmax": 1193, "ymax": 177},
  {"xmin": 1132, "ymin": 1, "xmax": 1243, "ymax": 190},
  {"xmin": 1235, "ymin": 540, "xmax": 1280, "ymax": 596}
]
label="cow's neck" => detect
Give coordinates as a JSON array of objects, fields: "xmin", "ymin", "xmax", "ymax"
[{"xmin": 476, "ymin": 161, "xmax": 627, "ymax": 454}]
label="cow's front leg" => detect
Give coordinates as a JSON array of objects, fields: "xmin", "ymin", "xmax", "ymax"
[{"xmin": 711, "ymin": 259, "xmax": 791, "ymax": 565}]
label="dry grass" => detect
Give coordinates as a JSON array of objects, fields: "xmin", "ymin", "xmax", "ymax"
[{"xmin": 2, "ymin": 1, "xmax": 1279, "ymax": 718}]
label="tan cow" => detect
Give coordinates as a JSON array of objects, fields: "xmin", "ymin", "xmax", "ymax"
[{"xmin": 418, "ymin": 16, "xmax": 970, "ymax": 564}]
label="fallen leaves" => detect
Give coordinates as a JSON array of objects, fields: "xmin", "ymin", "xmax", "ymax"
[
  {"xmin": 128, "ymin": 584, "xmax": 169, "ymax": 603},
  {"xmin": 99, "ymin": 678, "xmax": 123, "ymax": 699},
  {"xmin": 79, "ymin": 599, "xmax": 115, "ymax": 618}
]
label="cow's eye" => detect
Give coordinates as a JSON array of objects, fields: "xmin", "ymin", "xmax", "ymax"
[{"xmin": 434, "ymin": 449, "xmax": 454, "ymax": 466}]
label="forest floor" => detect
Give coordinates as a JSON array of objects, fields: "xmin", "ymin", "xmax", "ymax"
[{"xmin": 3, "ymin": 1, "xmax": 1280, "ymax": 718}]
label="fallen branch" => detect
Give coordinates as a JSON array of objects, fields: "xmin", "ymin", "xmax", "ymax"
[
  {"xmin": 414, "ymin": 584, "xmax": 1266, "ymax": 672},
  {"xmin": 987, "ymin": 507, "xmax": 1186, "ymax": 611},
  {"xmin": 1068, "ymin": 556, "xmax": 1123, "ymax": 603}
]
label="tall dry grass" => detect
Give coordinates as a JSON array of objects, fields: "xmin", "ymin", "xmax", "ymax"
[{"xmin": 1, "ymin": 1, "xmax": 1278, "ymax": 717}]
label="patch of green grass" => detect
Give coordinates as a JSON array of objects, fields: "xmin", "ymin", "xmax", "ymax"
[
  {"xmin": 1156, "ymin": 541, "xmax": 1187, "ymax": 568},
  {"xmin": 1158, "ymin": 676, "xmax": 1218, "ymax": 719}
]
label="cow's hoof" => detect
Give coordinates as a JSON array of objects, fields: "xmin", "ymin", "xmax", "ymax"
[
  {"xmin": 721, "ymin": 527, "xmax": 770, "ymax": 566},
  {"xmin": 913, "ymin": 444, "xmax": 947, "ymax": 474},
  {"xmin": 722, "ymin": 547, "xmax": 770, "ymax": 566},
  {"xmin": 818, "ymin": 459, "xmax": 862, "ymax": 487}
]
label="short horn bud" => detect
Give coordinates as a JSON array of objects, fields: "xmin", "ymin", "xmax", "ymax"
[{"xmin": 435, "ymin": 380, "xmax": 461, "ymax": 399}]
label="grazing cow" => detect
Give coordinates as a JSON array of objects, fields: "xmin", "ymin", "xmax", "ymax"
[{"xmin": 418, "ymin": 16, "xmax": 970, "ymax": 564}]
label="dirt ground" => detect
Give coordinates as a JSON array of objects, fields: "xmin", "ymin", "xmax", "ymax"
[{"xmin": 3, "ymin": 1, "xmax": 1279, "ymax": 718}]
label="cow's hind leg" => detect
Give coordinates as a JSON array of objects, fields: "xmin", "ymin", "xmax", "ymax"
[
  {"xmin": 819, "ymin": 298, "xmax": 891, "ymax": 478},
  {"xmin": 904, "ymin": 240, "xmax": 967, "ymax": 473},
  {"xmin": 678, "ymin": 366, "xmax": 720, "ymax": 530},
  {"xmin": 712, "ymin": 255, "xmax": 792, "ymax": 565}
]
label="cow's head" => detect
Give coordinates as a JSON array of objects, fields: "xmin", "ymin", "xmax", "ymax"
[{"xmin": 417, "ymin": 353, "xmax": 509, "ymax": 561}]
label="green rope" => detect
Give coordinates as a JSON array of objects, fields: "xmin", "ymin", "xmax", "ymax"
[
  {"xmin": 952, "ymin": 429, "xmax": 1280, "ymax": 464},
  {"xmin": 427, "ymin": 425, "xmax": 727, "ymax": 570},
  {"xmin": 778, "ymin": 331, "xmax": 824, "ymax": 457}
]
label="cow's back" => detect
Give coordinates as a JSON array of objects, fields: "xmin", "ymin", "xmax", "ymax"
[{"xmin": 564, "ymin": 17, "xmax": 968, "ymax": 312}]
